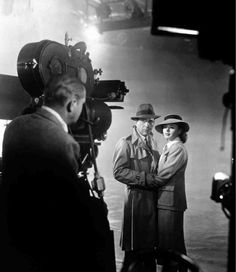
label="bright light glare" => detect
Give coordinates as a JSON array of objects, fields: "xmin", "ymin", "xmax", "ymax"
[
  {"xmin": 82, "ymin": 25, "xmax": 101, "ymax": 43},
  {"xmin": 214, "ymin": 172, "xmax": 229, "ymax": 181},
  {"xmin": 158, "ymin": 26, "xmax": 199, "ymax": 36}
]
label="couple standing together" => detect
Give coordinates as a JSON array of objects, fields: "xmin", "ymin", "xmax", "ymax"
[{"xmin": 113, "ymin": 104, "xmax": 190, "ymax": 272}]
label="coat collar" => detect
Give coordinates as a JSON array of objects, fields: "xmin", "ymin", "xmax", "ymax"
[
  {"xmin": 131, "ymin": 126, "xmax": 141, "ymax": 145},
  {"xmin": 163, "ymin": 139, "xmax": 183, "ymax": 155},
  {"xmin": 166, "ymin": 138, "xmax": 181, "ymax": 149},
  {"xmin": 131, "ymin": 126, "xmax": 154, "ymax": 152},
  {"xmin": 41, "ymin": 106, "xmax": 68, "ymax": 132},
  {"xmin": 35, "ymin": 107, "xmax": 68, "ymax": 132}
]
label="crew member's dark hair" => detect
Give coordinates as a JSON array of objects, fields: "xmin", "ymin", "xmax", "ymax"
[{"xmin": 44, "ymin": 74, "xmax": 86, "ymax": 106}]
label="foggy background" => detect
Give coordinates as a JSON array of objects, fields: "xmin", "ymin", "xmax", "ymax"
[{"xmin": 0, "ymin": 1, "xmax": 232, "ymax": 271}]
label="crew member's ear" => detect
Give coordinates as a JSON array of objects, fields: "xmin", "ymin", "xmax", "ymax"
[
  {"xmin": 66, "ymin": 100, "xmax": 73, "ymax": 113},
  {"xmin": 67, "ymin": 98, "xmax": 77, "ymax": 113}
]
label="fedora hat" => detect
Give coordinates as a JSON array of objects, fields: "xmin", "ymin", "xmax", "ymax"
[
  {"xmin": 155, "ymin": 114, "xmax": 190, "ymax": 133},
  {"xmin": 131, "ymin": 104, "xmax": 161, "ymax": 120}
]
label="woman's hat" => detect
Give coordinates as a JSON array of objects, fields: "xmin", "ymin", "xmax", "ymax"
[
  {"xmin": 155, "ymin": 114, "xmax": 190, "ymax": 133},
  {"xmin": 131, "ymin": 104, "xmax": 161, "ymax": 120}
]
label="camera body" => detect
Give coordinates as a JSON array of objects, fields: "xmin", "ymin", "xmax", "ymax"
[{"xmin": 17, "ymin": 38, "xmax": 129, "ymax": 166}]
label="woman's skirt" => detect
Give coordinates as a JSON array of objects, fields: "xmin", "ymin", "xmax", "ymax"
[{"xmin": 157, "ymin": 208, "xmax": 186, "ymax": 254}]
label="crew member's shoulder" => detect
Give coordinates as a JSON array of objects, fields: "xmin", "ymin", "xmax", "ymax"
[{"xmin": 6, "ymin": 114, "xmax": 29, "ymax": 128}]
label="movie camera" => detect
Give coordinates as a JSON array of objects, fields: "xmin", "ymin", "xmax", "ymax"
[{"xmin": 17, "ymin": 33, "xmax": 129, "ymax": 189}]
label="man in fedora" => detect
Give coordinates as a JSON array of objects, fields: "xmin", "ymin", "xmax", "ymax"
[{"xmin": 113, "ymin": 103, "xmax": 161, "ymax": 272}]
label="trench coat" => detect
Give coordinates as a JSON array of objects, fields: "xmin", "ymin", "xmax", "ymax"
[{"xmin": 113, "ymin": 127, "xmax": 160, "ymax": 251}]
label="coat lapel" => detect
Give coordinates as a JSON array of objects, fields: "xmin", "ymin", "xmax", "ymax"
[
  {"xmin": 130, "ymin": 128, "xmax": 158, "ymax": 169},
  {"xmin": 161, "ymin": 144, "xmax": 169, "ymax": 163},
  {"xmin": 36, "ymin": 108, "xmax": 66, "ymax": 132}
]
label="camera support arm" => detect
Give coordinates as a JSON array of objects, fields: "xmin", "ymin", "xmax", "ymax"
[{"xmin": 85, "ymin": 104, "xmax": 106, "ymax": 199}]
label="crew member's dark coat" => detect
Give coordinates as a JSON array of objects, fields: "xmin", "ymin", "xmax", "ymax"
[{"xmin": 0, "ymin": 108, "xmax": 104, "ymax": 271}]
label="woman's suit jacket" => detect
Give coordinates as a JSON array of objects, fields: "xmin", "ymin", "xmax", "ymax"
[
  {"xmin": 113, "ymin": 128, "xmax": 160, "ymax": 251},
  {"xmin": 146, "ymin": 140, "xmax": 188, "ymax": 211}
]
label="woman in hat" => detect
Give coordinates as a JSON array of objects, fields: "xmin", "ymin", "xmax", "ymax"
[{"xmin": 146, "ymin": 114, "xmax": 190, "ymax": 272}]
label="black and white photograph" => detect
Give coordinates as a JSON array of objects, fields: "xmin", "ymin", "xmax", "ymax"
[{"xmin": 0, "ymin": 1, "xmax": 234, "ymax": 272}]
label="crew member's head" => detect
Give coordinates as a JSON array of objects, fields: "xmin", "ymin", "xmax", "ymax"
[
  {"xmin": 44, "ymin": 74, "xmax": 86, "ymax": 125},
  {"xmin": 131, "ymin": 103, "xmax": 160, "ymax": 137}
]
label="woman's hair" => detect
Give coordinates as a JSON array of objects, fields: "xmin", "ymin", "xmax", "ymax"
[{"xmin": 178, "ymin": 124, "xmax": 188, "ymax": 143}]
